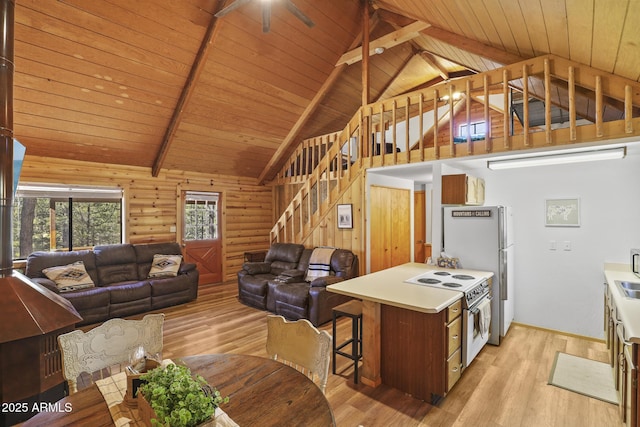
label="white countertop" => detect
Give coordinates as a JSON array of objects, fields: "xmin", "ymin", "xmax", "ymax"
[
  {"xmin": 327, "ymin": 262, "xmax": 494, "ymax": 314},
  {"xmin": 604, "ymin": 263, "xmax": 640, "ymax": 344}
]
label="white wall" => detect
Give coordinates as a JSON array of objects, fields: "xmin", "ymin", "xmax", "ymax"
[{"xmin": 461, "ymin": 149, "xmax": 640, "ymax": 339}]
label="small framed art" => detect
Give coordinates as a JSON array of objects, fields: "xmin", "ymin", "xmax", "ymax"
[
  {"xmin": 545, "ymin": 198, "xmax": 580, "ymax": 227},
  {"xmin": 337, "ymin": 204, "xmax": 353, "ymax": 229}
]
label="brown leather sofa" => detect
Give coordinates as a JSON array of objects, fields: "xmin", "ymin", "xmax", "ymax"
[
  {"xmin": 25, "ymin": 242, "xmax": 199, "ymax": 326},
  {"xmin": 237, "ymin": 243, "xmax": 359, "ymax": 326}
]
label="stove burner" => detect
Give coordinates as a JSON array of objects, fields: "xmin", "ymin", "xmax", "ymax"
[
  {"xmin": 442, "ymin": 282, "xmax": 462, "ymax": 288},
  {"xmin": 417, "ymin": 278, "xmax": 441, "ymax": 284},
  {"xmin": 452, "ymin": 274, "xmax": 475, "ymax": 280},
  {"xmin": 433, "ymin": 271, "xmax": 451, "ymax": 276}
]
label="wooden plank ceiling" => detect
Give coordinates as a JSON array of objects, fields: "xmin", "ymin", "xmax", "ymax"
[{"xmin": 13, "ymin": 0, "xmax": 640, "ymax": 182}]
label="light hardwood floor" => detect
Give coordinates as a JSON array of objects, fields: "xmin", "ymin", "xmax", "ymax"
[{"xmin": 123, "ymin": 282, "xmax": 621, "ymax": 427}]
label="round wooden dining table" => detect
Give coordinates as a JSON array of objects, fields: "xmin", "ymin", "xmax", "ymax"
[{"xmin": 22, "ymin": 353, "xmax": 335, "ymax": 427}]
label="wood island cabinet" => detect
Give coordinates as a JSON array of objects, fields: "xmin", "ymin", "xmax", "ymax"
[
  {"xmin": 442, "ymin": 174, "xmax": 485, "ymax": 205},
  {"xmin": 380, "ymin": 298, "xmax": 463, "ymax": 403}
]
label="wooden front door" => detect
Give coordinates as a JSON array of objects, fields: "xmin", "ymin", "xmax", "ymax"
[
  {"xmin": 181, "ymin": 191, "xmax": 222, "ymax": 285},
  {"xmin": 369, "ymin": 185, "xmax": 411, "ymax": 273}
]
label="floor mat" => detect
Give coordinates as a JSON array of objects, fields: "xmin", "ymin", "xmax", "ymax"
[{"xmin": 548, "ymin": 351, "xmax": 618, "ymax": 405}]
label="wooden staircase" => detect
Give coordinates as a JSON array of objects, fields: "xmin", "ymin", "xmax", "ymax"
[{"xmin": 271, "ymin": 54, "xmax": 640, "ymax": 247}]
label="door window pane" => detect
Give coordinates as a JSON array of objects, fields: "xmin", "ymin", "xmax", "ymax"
[{"xmin": 184, "ymin": 192, "xmax": 219, "ymax": 241}]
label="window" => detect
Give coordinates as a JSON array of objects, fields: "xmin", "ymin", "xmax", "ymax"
[
  {"xmin": 458, "ymin": 121, "xmax": 486, "ymax": 139},
  {"xmin": 12, "ymin": 184, "xmax": 123, "ymax": 259},
  {"xmin": 183, "ymin": 192, "xmax": 219, "ymax": 241}
]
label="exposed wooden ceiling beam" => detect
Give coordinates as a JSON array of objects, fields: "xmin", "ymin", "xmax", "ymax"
[
  {"xmin": 152, "ymin": 0, "xmax": 226, "ymax": 177},
  {"xmin": 374, "ymin": 49, "xmax": 418, "ymax": 101},
  {"xmin": 419, "ymin": 26, "xmax": 525, "ymax": 66},
  {"xmin": 336, "ymin": 20, "xmax": 430, "ymax": 66},
  {"xmin": 373, "ymin": 8, "xmax": 415, "ymax": 27},
  {"xmin": 258, "ymin": 12, "xmax": 373, "ymax": 184},
  {"xmin": 419, "ymin": 51, "xmax": 449, "ymax": 80}
]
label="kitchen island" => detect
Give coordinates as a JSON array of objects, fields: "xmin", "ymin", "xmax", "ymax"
[{"xmin": 327, "ymin": 262, "xmax": 493, "ymax": 403}]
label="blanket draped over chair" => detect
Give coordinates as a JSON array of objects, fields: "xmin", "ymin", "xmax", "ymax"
[{"xmin": 305, "ymin": 247, "xmax": 335, "ymax": 282}]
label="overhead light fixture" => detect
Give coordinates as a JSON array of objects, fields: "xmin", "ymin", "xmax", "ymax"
[
  {"xmin": 487, "ymin": 146, "xmax": 626, "ymax": 170},
  {"xmin": 438, "ymin": 92, "xmax": 461, "ymax": 103},
  {"xmin": 373, "ymin": 47, "xmax": 385, "ymax": 55}
]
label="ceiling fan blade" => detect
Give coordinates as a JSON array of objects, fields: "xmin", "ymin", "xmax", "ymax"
[
  {"xmin": 214, "ymin": 0, "xmax": 253, "ymax": 18},
  {"xmin": 262, "ymin": 1, "xmax": 271, "ymax": 33},
  {"xmin": 284, "ymin": 0, "xmax": 315, "ymax": 28}
]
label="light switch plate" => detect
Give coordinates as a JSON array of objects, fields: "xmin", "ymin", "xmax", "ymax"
[
  {"xmin": 549, "ymin": 240, "xmax": 557, "ymax": 250},
  {"xmin": 563, "ymin": 241, "xmax": 571, "ymax": 251}
]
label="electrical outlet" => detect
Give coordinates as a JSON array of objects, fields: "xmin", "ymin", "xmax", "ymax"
[
  {"xmin": 563, "ymin": 240, "xmax": 571, "ymax": 251},
  {"xmin": 170, "ymin": 225, "xmax": 176, "ymax": 232}
]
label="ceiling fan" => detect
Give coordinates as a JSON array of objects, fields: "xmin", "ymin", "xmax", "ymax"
[{"xmin": 215, "ymin": 0, "xmax": 315, "ymax": 33}]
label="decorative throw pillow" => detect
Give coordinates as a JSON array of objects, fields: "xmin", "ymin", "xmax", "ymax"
[
  {"xmin": 42, "ymin": 261, "xmax": 95, "ymax": 293},
  {"xmin": 148, "ymin": 254, "xmax": 182, "ymax": 278}
]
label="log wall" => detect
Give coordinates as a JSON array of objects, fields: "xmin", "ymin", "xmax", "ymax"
[{"xmin": 19, "ymin": 155, "xmax": 273, "ymax": 281}]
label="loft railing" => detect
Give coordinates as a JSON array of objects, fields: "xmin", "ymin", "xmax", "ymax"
[{"xmin": 271, "ymin": 54, "xmax": 640, "ymax": 243}]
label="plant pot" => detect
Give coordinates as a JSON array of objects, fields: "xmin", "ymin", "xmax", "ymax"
[
  {"xmin": 137, "ymin": 392, "xmax": 155, "ymax": 427},
  {"xmin": 123, "ymin": 359, "xmax": 160, "ymax": 408}
]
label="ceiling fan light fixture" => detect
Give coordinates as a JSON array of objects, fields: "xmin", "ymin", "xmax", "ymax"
[{"xmin": 215, "ymin": 0, "xmax": 314, "ymax": 33}]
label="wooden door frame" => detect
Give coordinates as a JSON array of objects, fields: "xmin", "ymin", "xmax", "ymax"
[{"xmin": 176, "ymin": 183, "xmax": 226, "ymax": 282}]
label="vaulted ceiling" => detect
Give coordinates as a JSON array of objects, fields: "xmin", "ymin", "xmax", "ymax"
[{"xmin": 12, "ymin": 0, "xmax": 640, "ymax": 183}]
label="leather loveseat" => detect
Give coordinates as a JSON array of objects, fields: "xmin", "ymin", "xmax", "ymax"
[
  {"xmin": 237, "ymin": 243, "xmax": 359, "ymax": 326},
  {"xmin": 25, "ymin": 242, "xmax": 199, "ymax": 326}
]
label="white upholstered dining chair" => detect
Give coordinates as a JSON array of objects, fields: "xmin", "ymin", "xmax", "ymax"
[
  {"xmin": 265, "ymin": 315, "xmax": 332, "ymax": 394},
  {"xmin": 57, "ymin": 313, "xmax": 164, "ymax": 394}
]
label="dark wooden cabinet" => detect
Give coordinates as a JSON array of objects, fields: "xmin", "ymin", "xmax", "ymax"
[
  {"xmin": 442, "ymin": 174, "xmax": 485, "ymax": 205},
  {"xmin": 380, "ymin": 298, "xmax": 462, "ymax": 403}
]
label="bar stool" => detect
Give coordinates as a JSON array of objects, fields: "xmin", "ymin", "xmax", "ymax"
[{"xmin": 332, "ymin": 299, "xmax": 363, "ymax": 383}]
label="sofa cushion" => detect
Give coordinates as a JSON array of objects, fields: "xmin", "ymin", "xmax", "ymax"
[
  {"xmin": 148, "ymin": 254, "xmax": 182, "ymax": 278},
  {"xmin": 274, "ymin": 283, "xmax": 310, "ymax": 321},
  {"xmin": 42, "ymin": 261, "xmax": 96, "ymax": 292},
  {"xmin": 331, "ymin": 249, "xmax": 357, "ymax": 278},
  {"xmin": 134, "ymin": 242, "xmax": 183, "ymax": 279},
  {"xmin": 243, "ymin": 262, "xmax": 271, "ymax": 275},
  {"xmin": 296, "ymin": 249, "xmax": 313, "ymax": 272},
  {"xmin": 62, "ymin": 286, "xmax": 110, "ymax": 311},
  {"xmin": 274, "ymin": 283, "xmax": 309, "ymax": 308},
  {"xmin": 26, "ymin": 249, "xmax": 98, "ymax": 284},
  {"xmin": 264, "ymin": 243, "xmax": 305, "ymax": 264},
  {"xmin": 270, "ymin": 260, "xmax": 300, "ymax": 275},
  {"xmin": 94, "ymin": 244, "xmax": 138, "ymax": 285},
  {"xmin": 109, "ymin": 281, "xmax": 150, "ymax": 303},
  {"xmin": 240, "ymin": 274, "xmax": 274, "ymax": 295},
  {"xmin": 150, "ymin": 274, "xmax": 192, "ymax": 297}
]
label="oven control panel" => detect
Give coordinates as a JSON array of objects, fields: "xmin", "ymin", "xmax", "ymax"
[{"xmin": 464, "ymin": 280, "xmax": 490, "ymax": 308}]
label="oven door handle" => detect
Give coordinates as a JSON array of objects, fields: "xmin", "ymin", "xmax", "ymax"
[{"xmin": 469, "ymin": 296, "xmax": 492, "ymax": 313}]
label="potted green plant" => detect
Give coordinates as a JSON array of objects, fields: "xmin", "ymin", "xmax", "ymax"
[{"xmin": 137, "ymin": 363, "xmax": 228, "ymax": 427}]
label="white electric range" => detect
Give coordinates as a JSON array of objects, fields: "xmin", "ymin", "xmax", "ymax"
[{"xmin": 404, "ymin": 269, "xmax": 491, "ymax": 309}]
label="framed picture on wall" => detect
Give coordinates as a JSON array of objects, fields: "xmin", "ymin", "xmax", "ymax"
[
  {"xmin": 337, "ymin": 204, "xmax": 353, "ymax": 229},
  {"xmin": 545, "ymin": 198, "xmax": 580, "ymax": 227}
]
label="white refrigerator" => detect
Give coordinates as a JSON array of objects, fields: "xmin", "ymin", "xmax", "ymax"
[{"xmin": 443, "ymin": 205, "xmax": 514, "ymax": 345}]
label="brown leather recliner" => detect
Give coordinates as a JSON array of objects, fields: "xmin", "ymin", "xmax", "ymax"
[
  {"xmin": 272, "ymin": 249, "xmax": 359, "ymax": 326},
  {"xmin": 237, "ymin": 244, "xmax": 359, "ymax": 326},
  {"xmin": 237, "ymin": 243, "xmax": 305, "ymax": 310}
]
